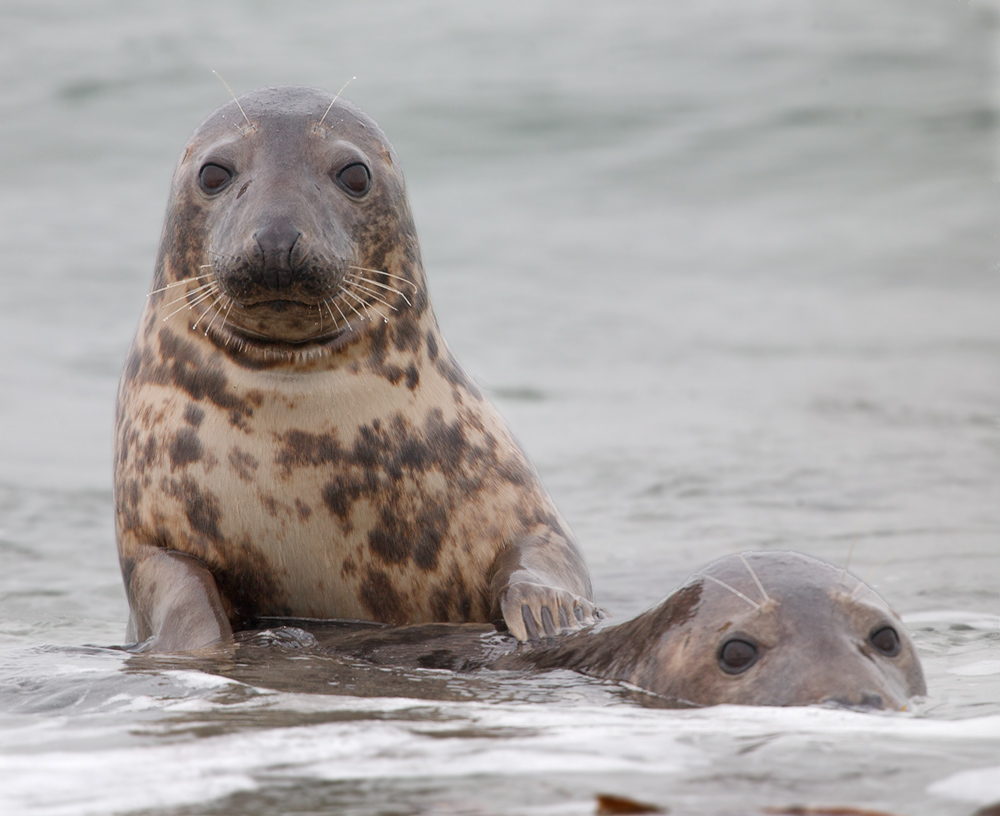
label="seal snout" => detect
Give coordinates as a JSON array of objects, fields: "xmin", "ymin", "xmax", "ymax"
[{"xmin": 254, "ymin": 219, "xmax": 304, "ymax": 292}]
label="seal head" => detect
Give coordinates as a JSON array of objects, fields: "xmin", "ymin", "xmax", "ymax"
[{"xmin": 525, "ymin": 551, "xmax": 926, "ymax": 709}]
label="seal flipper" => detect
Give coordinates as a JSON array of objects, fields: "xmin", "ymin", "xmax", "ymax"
[
  {"xmin": 488, "ymin": 529, "xmax": 602, "ymax": 641},
  {"xmin": 124, "ymin": 548, "xmax": 233, "ymax": 652}
]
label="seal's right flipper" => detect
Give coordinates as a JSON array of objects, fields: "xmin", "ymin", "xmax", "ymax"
[{"xmin": 123, "ymin": 548, "xmax": 233, "ymax": 652}]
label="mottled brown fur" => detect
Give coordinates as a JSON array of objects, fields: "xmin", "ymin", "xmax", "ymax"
[{"xmin": 115, "ymin": 86, "xmax": 597, "ymax": 650}]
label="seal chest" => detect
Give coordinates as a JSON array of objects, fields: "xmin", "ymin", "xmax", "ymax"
[{"xmin": 115, "ymin": 85, "xmax": 599, "ymax": 651}]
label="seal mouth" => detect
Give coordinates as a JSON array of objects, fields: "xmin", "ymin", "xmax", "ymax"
[{"xmin": 240, "ymin": 297, "xmax": 318, "ymax": 312}]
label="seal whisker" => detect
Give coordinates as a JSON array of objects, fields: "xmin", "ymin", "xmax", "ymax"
[
  {"xmin": 339, "ymin": 287, "xmax": 381, "ymax": 322},
  {"xmin": 739, "ymin": 553, "xmax": 771, "ymax": 603},
  {"xmin": 333, "ymin": 291, "xmax": 367, "ymax": 324},
  {"xmin": 159, "ymin": 280, "xmax": 217, "ymax": 308},
  {"xmin": 212, "ymin": 70, "xmax": 254, "ymax": 132},
  {"xmin": 147, "ymin": 274, "xmax": 213, "ymax": 297},
  {"xmin": 343, "ymin": 278, "xmax": 399, "ymax": 312},
  {"xmin": 161, "ymin": 284, "xmax": 221, "ymax": 321},
  {"xmin": 840, "ymin": 540, "xmax": 857, "ymax": 588},
  {"xmin": 702, "ymin": 574, "xmax": 761, "ymax": 611},
  {"xmin": 345, "ymin": 273, "xmax": 412, "ymax": 307},
  {"xmin": 201, "ymin": 292, "xmax": 232, "ymax": 336},
  {"xmin": 316, "ymin": 76, "xmax": 356, "ymax": 129},
  {"xmin": 850, "ymin": 553, "xmax": 896, "ymax": 599},
  {"xmin": 159, "ymin": 280, "xmax": 217, "ymax": 309},
  {"xmin": 326, "ymin": 296, "xmax": 353, "ymax": 331},
  {"xmin": 193, "ymin": 287, "xmax": 227, "ymax": 331},
  {"xmin": 348, "ymin": 265, "xmax": 419, "ymax": 292}
]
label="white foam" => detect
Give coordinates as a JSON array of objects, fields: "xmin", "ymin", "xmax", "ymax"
[{"xmin": 928, "ymin": 765, "xmax": 1000, "ymax": 804}]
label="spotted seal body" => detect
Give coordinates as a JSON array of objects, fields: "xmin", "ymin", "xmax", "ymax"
[
  {"xmin": 271, "ymin": 552, "xmax": 926, "ymax": 709},
  {"xmin": 114, "ymin": 86, "xmax": 597, "ymax": 651}
]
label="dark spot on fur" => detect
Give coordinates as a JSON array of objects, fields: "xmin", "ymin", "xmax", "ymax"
[
  {"xmin": 212, "ymin": 538, "xmax": 292, "ymax": 628},
  {"xmin": 393, "ymin": 312, "xmax": 421, "ymax": 354},
  {"xmin": 368, "ymin": 322, "xmax": 390, "ymax": 369},
  {"xmin": 229, "ymin": 447, "xmax": 259, "ymax": 481},
  {"xmin": 124, "ymin": 347, "xmax": 141, "ymax": 382},
  {"xmin": 183, "ymin": 403, "xmax": 205, "ymax": 427},
  {"xmin": 116, "ymin": 477, "xmax": 142, "ymax": 533},
  {"xmin": 276, "ymin": 430, "xmax": 343, "ymax": 473},
  {"xmin": 165, "ymin": 475, "xmax": 224, "ymax": 543},
  {"xmin": 169, "ymin": 427, "xmax": 203, "ymax": 469},
  {"xmin": 368, "ymin": 503, "xmax": 449, "ymax": 571},
  {"xmin": 435, "ymin": 350, "xmax": 482, "ymax": 400},
  {"xmin": 360, "ymin": 566, "xmax": 408, "ymax": 623},
  {"xmin": 262, "ymin": 495, "xmax": 281, "ymax": 518},
  {"xmin": 142, "ymin": 329, "xmax": 255, "ymax": 428},
  {"xmin": 426, "ymin": 331, "xmax": 439, "ymax": 362},
  {"xmin": 341, "ymin": 558, "xmax": 357, "ymax": 578},
  {"xmin": 381, "ymin": 363, "xmax": 404, "ymax": 385},
  {"xmin": 429, "ymin": 565, "xmax": 476, "ymax": 622},
  {"xmin": 404, "ymin": 363, "xmax": 419, "ymax": 391},
  {"xmin": 295, "ymin": 499, "xmax": 312, "ymax": 521}
]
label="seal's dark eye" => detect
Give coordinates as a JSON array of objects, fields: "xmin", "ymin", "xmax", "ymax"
[
  {"xmin": 199, "ymin": 163, "xmax": 233, "ymax": 193},
  {"xmin": 718, "ymin": 638, "xmax": 759, "ymax": 675},
  {"xmin": 870, "ymin": 626, "xmax": 901, "ymax": 657},
  {"xmin": 336, "ymin": 163, "xmax": 371, "ymax": 196}
]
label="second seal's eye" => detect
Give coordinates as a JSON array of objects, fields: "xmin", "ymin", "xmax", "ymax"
[
  {"xmin": 870, "ymin": 626, "xmax": 901, "ymax": 657},
  {"xmin": 199, "ymin": 163, "xmax": 233, "ymax": 193},
  {"xmin": 336, "ymin": 163, "xmax": 371, "ymax": 196},
  {"xmin": 718, "ymin": 638, "xmax": 758, "ymax": 675}
]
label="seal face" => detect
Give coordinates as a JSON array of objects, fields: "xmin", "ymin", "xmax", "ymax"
[{"xmin": 114, "ymin": 86, "xmax": 597, "ymax": 651}]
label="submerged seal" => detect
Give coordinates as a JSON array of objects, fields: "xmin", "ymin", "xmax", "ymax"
[
  {"xmin": 114, "ymin": 85, "xmax": 598, "ymax": 651},
  {"xmin": 271, "ymin": 552, "xmax": 926, "ymax": 709}
]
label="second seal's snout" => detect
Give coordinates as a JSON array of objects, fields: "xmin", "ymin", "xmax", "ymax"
[{"xmin": 253, "ymin": 219, "xmax": 303, "ymax": 291}]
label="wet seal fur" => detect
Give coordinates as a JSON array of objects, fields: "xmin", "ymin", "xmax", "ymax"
[
  {"xmin": 114, "ymin": 85, "xmax": 598, "ymax": 651},
  {"xmin": 254, "ymin": 551, "xmax": 927, "ymax": 709}
]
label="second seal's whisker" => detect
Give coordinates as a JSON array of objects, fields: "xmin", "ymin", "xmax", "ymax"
[
  {"xmin": 739, "ymin": 553, "xmax": 771, "ymax": 603},
  {"xmin": 703, "ymin": 574, "xmax": 761, "ymax": 611},
  {"xmin": 840, "ymin": 540, "xmax": 857, "ymax": 588}
]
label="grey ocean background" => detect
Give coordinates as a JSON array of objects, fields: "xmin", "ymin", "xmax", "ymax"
[{"xmin": 1, "ymin": 2, "xmax": 999, "ymax": 814}]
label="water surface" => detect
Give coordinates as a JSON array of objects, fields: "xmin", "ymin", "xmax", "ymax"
[{"xmin": 1, "ymin": 2, "xmax": 999, "ymax": 814}]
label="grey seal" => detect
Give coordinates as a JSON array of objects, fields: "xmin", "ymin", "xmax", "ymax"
[
  {"xmin": 271, "ymin": 551, "xmax": 926, "ymax": 709},
  {"xmin": 114, "ymin": 85, "xmax": 598, "ymax": 651}
]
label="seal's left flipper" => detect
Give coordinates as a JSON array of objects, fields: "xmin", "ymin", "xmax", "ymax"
[{"xmin": 488, "ymin": 529, "xmax": 603, "ymax": 641}]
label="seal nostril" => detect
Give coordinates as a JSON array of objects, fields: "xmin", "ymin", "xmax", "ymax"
[{"xmin": 253, "ymin": 221, "xmax": 303, "ymax": 290}]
